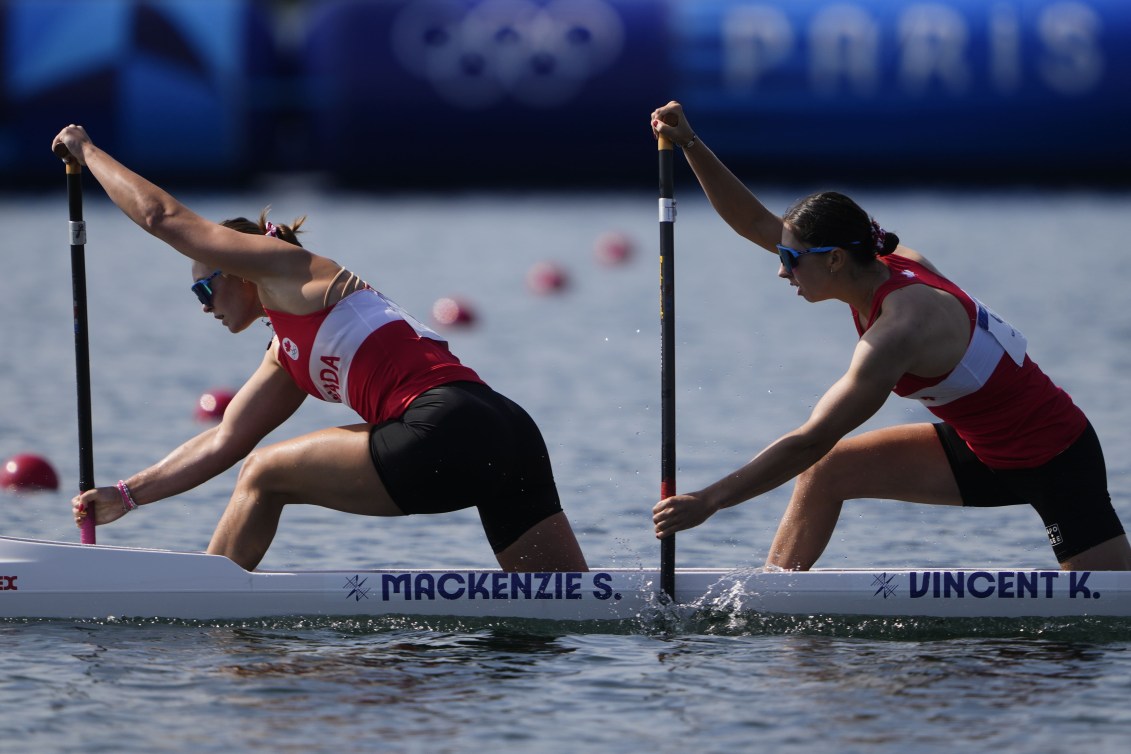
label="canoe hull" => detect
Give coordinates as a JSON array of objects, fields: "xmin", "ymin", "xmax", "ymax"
[{"xmin": 2, "ymin": 536, "xmax": 1129, "ymax": 620}]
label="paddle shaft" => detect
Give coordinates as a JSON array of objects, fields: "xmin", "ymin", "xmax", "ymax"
[
  {"xmin": 658, "ymin": 136, "xmax": 676, "ymax": 601},
  {"xmin": 62, "ymin": 154, "xmax": 96, "ymax": 545}
]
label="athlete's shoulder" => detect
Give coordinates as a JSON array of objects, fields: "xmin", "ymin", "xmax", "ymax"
[{"xmin": 890, "ymin": 246, "xmax": 944, "ymax": 277}]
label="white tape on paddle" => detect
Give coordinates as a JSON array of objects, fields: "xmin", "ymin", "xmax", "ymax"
[
  {"xmin": 69, "ymin": 221, "xmax": 86, "ymax": 246},
  {"xmin": 658, "ymin": 198, "xmax": 676, "ymax": 223}
]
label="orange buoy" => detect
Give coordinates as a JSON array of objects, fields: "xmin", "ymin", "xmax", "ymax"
[
  {"xmin": 195, "ymin": 388, "xmax": 235, "ymax": 422},
  {"xmin": 432, "ymin": 297, "xmax": 477, "ymax": 327},
  {"xmin": 1, "ymin": 453, "xmax": 60, "ymax": 492}
]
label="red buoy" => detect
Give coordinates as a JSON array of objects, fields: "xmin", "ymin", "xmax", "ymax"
[
  {"xmin": 195, "ymin": 388, "xmax": 235, "ymax": 422},
  {"xmin": 1, "ymin": 454, "xmax": 60, "ymax": 492},
  {"xmin": 432, "ymin": 297, "xmax": 477, "ymax": 327},
  {"xmin": 594, "ymin": 231, "xmax": 634, "ymax": 266},
  {"xmin": 526, "ymin": 261, "xmax": 570, "ymax": 294}
]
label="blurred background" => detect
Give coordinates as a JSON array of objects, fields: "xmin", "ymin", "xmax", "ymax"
[{"xmin": 3, "ymin": 0, "xmax": 1129, "ymax": 191}]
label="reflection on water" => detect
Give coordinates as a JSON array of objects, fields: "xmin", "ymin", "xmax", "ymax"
[
  {"xmin": 778, "ymin": 636, "xmax": 1115, "ymax": 749},
  {"xmin": 648, "ymin": 629, "xmax": 1124, "ymax": 751},
  {"xmin": 209, "ymin": 628, "xmax": 583, "ymax": 746},
  {"xmin": 219, "ymin": 627, "xmax": 577, "ymax": 687}
]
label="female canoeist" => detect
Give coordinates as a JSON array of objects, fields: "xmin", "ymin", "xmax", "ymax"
[
  {"xmin": 648, "ymin": 101, "xmax": 1131, "ymax": 571},
  {"xmin": 53, "ymin": 124, "xmax": 587, "ymax": 573}
]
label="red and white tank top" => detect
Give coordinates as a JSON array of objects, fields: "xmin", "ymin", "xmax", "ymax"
[
  {"xmin": 853, "ymin": 255, "xmax": 1085, "ymax": 469},
  {"xmin": 265, "ymin": 288, "xmax": 484, "ymax": 423}
]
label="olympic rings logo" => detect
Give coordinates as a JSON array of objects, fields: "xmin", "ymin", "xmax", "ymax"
[{"xmin": 390, "ymin": 0, "xmax": 626, "ymax": 109}]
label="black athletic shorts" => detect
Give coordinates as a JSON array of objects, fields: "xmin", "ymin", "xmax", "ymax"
[
  {"xmin": 933, "ymin": 421, "xmax": 1125, "ymax": 562},
  {"xmin": 368, "ymin": 381, "xmax": 563, "ymax": 553}
]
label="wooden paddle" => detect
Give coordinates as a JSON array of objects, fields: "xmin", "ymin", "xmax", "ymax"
[
  {"xmin": 55, "ymin": 142, "xmax": 97, "ymax": 545},
  {"xmin": 657, "ymin": 133, "xmax": 676, "ymax": 601}
]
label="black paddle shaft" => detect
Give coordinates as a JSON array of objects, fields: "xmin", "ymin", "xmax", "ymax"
[
  {"xmin": 658, "ymin": 139, "xmax": 676, "ymax": 601},
  {"xmin": 64, "ymin": 158, "xmax": 97, "ymax": 544}
]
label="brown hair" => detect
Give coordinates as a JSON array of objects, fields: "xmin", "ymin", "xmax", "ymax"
[
  {"xmin": 782, "ymin": 191, "xmax": 899, "ymax": 264},
  {"xmin": 220, "ymin": 207, "xmax": 306, "ymax": 247}
]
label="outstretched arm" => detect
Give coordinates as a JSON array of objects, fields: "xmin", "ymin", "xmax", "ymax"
[
  {"xmin": 73, "ymin": 346, "xmax": 307, "ymax": 528},
  {"xmin": 51, "ymin": 125, "xmax": 308, "ymax": 285},
  {"xmin": 650, "ymin": 101, "xmax": 783, "ymax": 253},
  {"xmin": 652, "ymin": 315, "xmax": 919, "ymax": 538}
]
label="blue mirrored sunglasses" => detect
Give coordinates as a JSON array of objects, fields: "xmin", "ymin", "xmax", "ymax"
[
  {"xmin": 191, "ymin": 270, "xmax": 223, "ymax": 307},
  {"xmin": 775, "ymin": 244, "xmax": 840, "ymax": 275}
]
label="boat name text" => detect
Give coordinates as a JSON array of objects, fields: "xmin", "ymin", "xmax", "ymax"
[
  {"xmin": 371, "ymin": 571, "xmax": 618, "ymax": 601},
  {"xmin": 908, "ymin": 570, "xmax": 1098, "ymax": 599}
]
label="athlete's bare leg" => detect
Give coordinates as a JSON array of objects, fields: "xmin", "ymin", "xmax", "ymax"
[
  {"xmin": 1061, "ymin": 534, "xmax": 1131, "ymax": 570},
  {"xmin": 766, "ymin": 423, "xmax": 963, "ymax": 570},
  {"xmin": 494, "ymin": 511, "xmax": 589, "ymax": 572},
  {"xmin": 208, "ymin": 424, "xmax": 401, "ymax": 570}
]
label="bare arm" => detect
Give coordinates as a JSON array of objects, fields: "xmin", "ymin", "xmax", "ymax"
[
  {"xmin": 51, "ymin": 125, "xmax": 310, "ymax": 287},
  {"xmin": 651, "ymin": 101, "xmax": 783, "ymax": 252},
  {"xmin": 74, "ymin": 347, "xmax": 307, "ymax": 526},
  {"xmin": 653, "ymin": 314, "xmax": 921, "ymax": 537},
  {"xmin": 128, "ymin": 348, "xmax": 307, "ymax": 504}
]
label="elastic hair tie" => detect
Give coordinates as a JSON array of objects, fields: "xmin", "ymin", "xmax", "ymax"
[
  {"xmin": 264, "ymin": 221, "xmax": 278, "ymax": 238},
  {"xmin": 870, "ymin": 218, "xmax": 886, "ymax": 253}
]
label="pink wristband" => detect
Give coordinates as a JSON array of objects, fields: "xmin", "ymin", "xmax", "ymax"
[{"xmin": 116, "ymin": 480, "xmax": 139, "ymax": 513}]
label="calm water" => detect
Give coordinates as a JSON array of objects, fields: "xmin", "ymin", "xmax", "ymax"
[{"xmin": 3, "ymin": 186, "xmax": 1131, "ymax": 752}]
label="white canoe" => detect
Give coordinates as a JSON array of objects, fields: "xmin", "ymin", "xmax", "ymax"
[{"xmin": 2, "ymin": 535, "xmax": 1130, "ymax": 621}]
